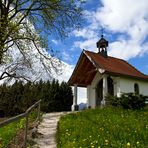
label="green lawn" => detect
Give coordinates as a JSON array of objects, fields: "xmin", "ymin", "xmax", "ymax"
[
  {"xmin": 0, "ymin": 110, "xmax": 38, "ymax": 147},
  {"xmin": 57, "ymin": 107, "xmax": 148, "ymax": 148},
  {"xmin": 0, "ymin": 118, "xmax": 25, "ymax": 147}
]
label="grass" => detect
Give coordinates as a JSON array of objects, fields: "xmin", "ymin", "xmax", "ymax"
[
  {"xmin": 57, "ymin": 107, "xmax": 148, "ymax": 148},
  {"xmin": 0, "ymin": 110, "xmax": 38, "ymax": 147}
]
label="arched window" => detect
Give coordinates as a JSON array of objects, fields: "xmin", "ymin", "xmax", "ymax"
[
  {"xmin": 134, "ymin": 83, "xmax": 139, "ymax": 94},
  {"xmin": 107, "ymin": 76, "xmax": 114, "ymax": 96}
]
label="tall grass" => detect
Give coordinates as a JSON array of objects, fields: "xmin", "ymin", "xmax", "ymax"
[
  {"xmin": 0, "ymin": 110, "xmax": 38, "ymax": 147},
  {"xmin": 57, "ymin": 107, "xmax": 148, "ymax": 148}
]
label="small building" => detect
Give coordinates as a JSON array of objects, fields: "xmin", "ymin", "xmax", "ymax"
[{"xmin": 68, "ymin": 35, "xmax": 148, "ymax": 110}]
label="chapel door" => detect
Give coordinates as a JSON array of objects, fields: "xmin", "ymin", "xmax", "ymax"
[{"xmin": 96, "ymin": 79, "xmax": 103, "ymax": 106}]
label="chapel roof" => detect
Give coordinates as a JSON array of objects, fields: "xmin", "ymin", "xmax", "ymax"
[{"xmin": 68, "ymin": 50, "xmax": 148, "ymax": 87}]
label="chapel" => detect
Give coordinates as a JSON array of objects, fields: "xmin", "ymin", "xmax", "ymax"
[{"xmin": 68, "ymin": 35, "xmax": 148, "ymax": 110}]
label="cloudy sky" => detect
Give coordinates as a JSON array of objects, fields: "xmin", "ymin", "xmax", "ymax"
[{"xmin": 51, "ymin": 0, "xmax": 148, "ymax": 103}]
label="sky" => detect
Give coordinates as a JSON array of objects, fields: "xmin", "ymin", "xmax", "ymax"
[{"xmin": 50, "ymin": 0, "xmax": 148, "ymax": 104}]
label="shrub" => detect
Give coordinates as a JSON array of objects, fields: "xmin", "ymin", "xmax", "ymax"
[
  {"xmin": 106, "ymin": 93, "xmax": 147, "ymax": 110},
  {"xmin": 120, "ymin": 93, "xmax": 147, "ymax": 110},
  {"xmin": 105, "ymin": 94, "xmax": 119, "ymax": 106}
]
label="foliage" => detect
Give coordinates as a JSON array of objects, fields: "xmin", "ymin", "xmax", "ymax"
[
  {"xmin": 105, "ymin": 94, "xmax": 120, "ymax": 106},
  {"xmin": 57, "ymin": 107, "xmax": 148, "ymax": 148},
  {"xmin": 0, "ymin": 79, "xmax": 73, "ymax": 116},
  {"xmin": 0, "ymin": 0, "xmax": 83, "ymax": 81},
  {"xmin": 106, "ymin": 93, "xmax": 147, "ymax": 110}
]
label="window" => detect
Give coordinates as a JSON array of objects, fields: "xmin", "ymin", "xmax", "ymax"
[
  {"xmin": 134, "ymin": 83, "xmax": 139, "ymax": 94},
  {"xmin": 107, "ymin": 76, "xmax": 114, "ymax": 96}
]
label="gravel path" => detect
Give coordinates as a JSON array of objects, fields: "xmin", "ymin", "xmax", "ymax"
[{"xmin": 33, "ymin": 112, "xmax": 69, "ymax": 148}]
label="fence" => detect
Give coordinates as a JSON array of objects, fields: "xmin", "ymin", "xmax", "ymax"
[{"xmin": 0, "ymin": 99, "xmax": 41, "ymax": 148}]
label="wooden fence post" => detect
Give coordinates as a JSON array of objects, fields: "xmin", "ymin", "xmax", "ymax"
[
  {"xmin": 24, "ymin": 114, "xmax": 29, "ymax": 148},
  {"xmin": 37, "ymin": 102, "xmax": 41, "ymax": 123}
]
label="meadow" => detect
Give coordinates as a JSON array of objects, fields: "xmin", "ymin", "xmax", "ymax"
[
  {"xmin": 0, "ymin": 110, "xmax": 38, "ymax": 147},
  {"xmin": 57, "ymin": 107, "xmax": 148, "ymax": 148}
]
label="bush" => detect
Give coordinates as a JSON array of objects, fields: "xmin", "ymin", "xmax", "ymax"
[
  {"xmin": 105, "ymin": 94, "xmax": 119, "ymax": 106},
  {"xmin": 106, "ymin": 93, "xmax": 147, "ymax": 110},
  {"xmin": 120, "ymin": 93, "xmax": 147, "ymax": 110}
]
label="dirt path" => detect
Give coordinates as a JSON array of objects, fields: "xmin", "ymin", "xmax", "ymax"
[{"xmin": 33, "ymin": 112, "xmax": 69, "ymax": 148}]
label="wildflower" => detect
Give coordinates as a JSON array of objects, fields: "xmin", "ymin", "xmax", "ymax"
[
  {"xmin": 105, "ymin": 139, "xmax": 109, "ymax": 143},
  {"xmin": 82, "ymin": 139, "xmax": 87, "ymax": 141},
  {"xmin": 127, "ymin": 142, "xmax": 130, "ymax": 146},
  {"xmin": 136, "ymin": 141, "xmax": 140, "ymax": 144}
]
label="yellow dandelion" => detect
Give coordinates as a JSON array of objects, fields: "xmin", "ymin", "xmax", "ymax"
[
  {"xmin": 127, "ymin": 142, "xmax": 130, "ymax": 146},
  {"xmin": 105, "ymin": 139, "xmax": 109, "ymax": 143},
  {"xmin": 136, "ymin": 141, "xmax": 140, "ymax": 144}
]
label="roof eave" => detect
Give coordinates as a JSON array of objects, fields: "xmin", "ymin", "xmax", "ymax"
[
  {"xmin": 105, "ymin": 71, "xmax": 148, "ymax": 81},
  {"xmin": 68, "ymin": 50, "xmax": 85, "ymax": 85}
]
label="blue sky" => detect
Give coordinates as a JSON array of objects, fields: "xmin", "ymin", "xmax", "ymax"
[{"xmin": 50, "ymin": 0, "xmax": 148, "ymax": 103}]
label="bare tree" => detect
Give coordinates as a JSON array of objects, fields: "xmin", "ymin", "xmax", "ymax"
[{"xmin": 0, "ymin": 0, "xmax": 82, "ymax": 81}]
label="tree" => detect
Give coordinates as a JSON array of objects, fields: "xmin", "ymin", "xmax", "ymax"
[
  {"xmin": 0, "ymin": 79, "xmax": 73, "ymax": 116},
  {"xmin": 0, "ymin": 0, "xmax": 82, "ymax": 81}
]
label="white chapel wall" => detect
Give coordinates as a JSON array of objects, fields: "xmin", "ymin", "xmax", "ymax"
[
  {"xmin": 119, "ymin": 77, "xmax": 148, "ymax": 96},
  {"xmin": 87, "ymin": 72, "xmax": 103, "ymax": 108}
]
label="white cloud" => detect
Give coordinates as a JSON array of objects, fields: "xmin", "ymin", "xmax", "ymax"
[
  {"xmin": 109, "ymin": 40, "xmax": 141, "ymax": 60},
  {"xmin": 97, "ymin": 0, "xmax": 148, "ymax": 32},
  {"xmin": 51, "ymin": 39, "xmax": 58, "ymax": 44},
  {"xmin": 74, "ymin": 38, "xmax": 98, "ymax": 51},
  {"xmin": 73, "ymin": 28, "xmax": 97, "ymax": 39},
  {"xmin": 62, "ymin": 51, "xmax": 72, "ymax": 62},
  {"xmin": 73, "ymin": 0, "xmax": 148, "ymax": 60}
]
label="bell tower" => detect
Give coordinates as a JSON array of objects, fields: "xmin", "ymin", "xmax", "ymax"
[{"xmin": 96, "ymin": 34, "xmax": 108, "ymax": 57}]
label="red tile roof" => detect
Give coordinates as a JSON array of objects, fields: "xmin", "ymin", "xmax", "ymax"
[
  {"xmin": 68, "ymin": 50, "xmax": 148, "ymax": 86},
  {"xmin": 85, "ymin": 50, "xmax": 148, "ymax": 80}
]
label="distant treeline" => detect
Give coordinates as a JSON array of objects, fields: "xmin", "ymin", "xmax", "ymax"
[{"xmin": 0, "ymin": 80, "xmax": 73, "ymax": 116}]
